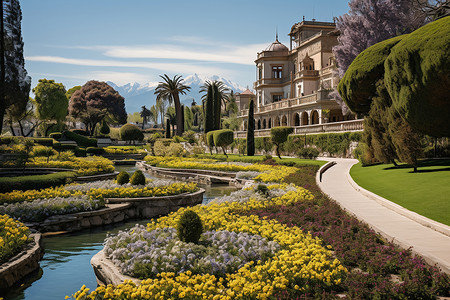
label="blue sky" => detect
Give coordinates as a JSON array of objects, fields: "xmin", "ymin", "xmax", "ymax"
[{"xmin": 21, "ymin": 0, "xmax": 350, "ymax": 90}]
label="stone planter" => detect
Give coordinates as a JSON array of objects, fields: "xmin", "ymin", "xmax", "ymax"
[
  {"xmin": 74, "ymin": 172, "xmax": 119, "ymax": 182},
  {"xmin": 25, "ymin": 189, "xmax": 205, "ymax": 234},
  {"xmin": 0, "ymin": 233, "xmax": 44, "ymax": 290},
  {"xmin": 91, "ymin": 250, "xmax": 140, "ymax": 286}
]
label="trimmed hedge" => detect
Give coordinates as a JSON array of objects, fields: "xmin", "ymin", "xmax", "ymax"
[
  {"xmin": 74, "ymin": 147, "xmax": 87, "ymax": 157},
  {"xmin": 53, "ymin": 142, "xmax": 77, "ymax": 152},
  {"xmin": 212, "ymin": 129, "xmax": 234, "ymax": 156},
  {"xmin": 49, "ymin": 132, "xmax": 62, "ymax": 140},
  {"xmin": 64, "ymin": 130, "xmax": 97, "ymax": 147},
  {"xmin": 71, "ymin": 129, "xmax": 89, "ymax": 136},
  {"xmin": 119, "ymin": 124, "xmax": 144, "ymax": 142},
  {"xmin": 32, "ymin": 138, "xmax": 54, "ymax": 147},
  {"xmin": 271, "ymin": 127, "xmax": 294, "ymax": 159},
  {"xmin": 86, "ymin": 147, "xmax": 105, "ymax": 155},
  {"xmin": 0, "ymin": 171, "xmax": 76, "ymax": 193}
]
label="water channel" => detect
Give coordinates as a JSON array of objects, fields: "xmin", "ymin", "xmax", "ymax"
[{"xmin": 3, "ymin": 165, "xmax": 237, "ymax": 300}]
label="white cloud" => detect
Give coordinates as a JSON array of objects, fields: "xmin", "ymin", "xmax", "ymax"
[
  {"xmin": 102, "ymin": 43, "xmax": 267, "ymax": 65},
  {"xmin": 25, "ymin": 55, "xmax": 226, "ymax": 75}
]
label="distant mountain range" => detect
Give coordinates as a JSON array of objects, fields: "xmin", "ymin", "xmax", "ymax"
[{"xmin": 107, "ymin": 74, "xmax": 247, "ymax": 113}]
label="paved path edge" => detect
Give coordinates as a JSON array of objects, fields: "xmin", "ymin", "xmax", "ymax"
[{"xmin": 316, "ymin": 160, "xmax": 450, "ymax": 274}]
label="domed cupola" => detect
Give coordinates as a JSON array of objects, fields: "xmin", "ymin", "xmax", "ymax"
[{"xmin": 264, "ymin": 37, "xmax": 289, "ymax": 52}]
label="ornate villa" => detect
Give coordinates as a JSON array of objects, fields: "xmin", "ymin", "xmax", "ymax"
[{"xmin": 235, "ymin": 19, "xmax": 363, "ymax": 138}]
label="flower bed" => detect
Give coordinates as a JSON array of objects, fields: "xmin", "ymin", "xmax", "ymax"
[
  {"xmin": 144, "ymin": 155, "xmax": 297, "ymax": 183},
  {"xmin": 245, "ymin": 168, "xmax": 450, "ymax": 299},
  {"xmin": 70, "ymin": 184, "xmax": 347, "ymax": 299},
  {"xmin": 0, "ymin": 196, "xmax": 104, "ymax": 222},
  {"xmin": 0, "ymin": 180, "xmax": 197, "ymax": 205},
  {"xmin": 104, "ymin": 146, "xmax": 147, "ymax": 154},
  {"xmin": 0, "ymin": 214, "xmax": 30, "ymax": 264}
]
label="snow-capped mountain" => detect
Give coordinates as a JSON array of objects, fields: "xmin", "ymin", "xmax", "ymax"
[{"xmin": 108, "ymin": 74, "xmax": 247, "ymax": 113}]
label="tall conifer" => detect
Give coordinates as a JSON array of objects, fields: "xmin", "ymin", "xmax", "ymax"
[{"xmin": 247, "ymin": 100, "xmax": 255, "ymax": 156}]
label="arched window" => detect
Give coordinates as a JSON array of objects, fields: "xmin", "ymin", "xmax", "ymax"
[
  {"xmin": 268, "ymin": 118, "xmax": 272, "ymax": 128},
  {"xmin": 257, "ymin": 119, "xmax": 261, "ymax": 130},
  {"xmin": 281, "ymin": 115, "xmax": 287, "ymax": 126},
  {"xmin": 293, "ymin": 113, "xmax": 300, "ymax": 126},
  {"xmin": 311, "ymin": 110, "xmax": 319, "ymax": 124},
  {"xmin": 301, "ymin": 112, "xmax": 309, "ymax": 126},
  {"xmin": 263, "ymin": 119, "xmax": 267, "ymax": 129},
  {"xmin": 275, "ymin": 116, "xmax": 280, "ymax": 127}
]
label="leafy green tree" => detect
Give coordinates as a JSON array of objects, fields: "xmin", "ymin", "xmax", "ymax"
[
  {"xmin": 69, "ymin": 80, "xmax": 127, "ymax": 136},
  {"xmin": 33, "ymin": 79, "xmax": 68, "ymax": 136},
  {"xmin": 119, "ymin": 123, "xmax": 144, "ymax": 144},
  {"xmin": 4, "ymin": 97, "xmax": 38, "ymax": 136},
  {"xmin": 127, "ymin": 112, "xmax": 143, "ymax": 124},
  {"xmin": 66, "ymin": 85, "xmax": 81, "ymax": 100},
  {"xmin": 247, "ymin": 100, "xmax": 255, "ymax": 156},
  {"xmin": 270, "ymin": 127, "xmax": 293, "ymax": 159},
  {"xmin": 155, "ymin": 75, "xmax": 191, "ymax": 136},
  {"xmin": 384, "ymin": 16, "xmax": 450, "ymax": 137}
]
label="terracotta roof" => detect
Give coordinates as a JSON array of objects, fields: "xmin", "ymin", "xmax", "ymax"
[{"xmin": 241, "ymin": 89, "xmax": 255, "ymax": 96}]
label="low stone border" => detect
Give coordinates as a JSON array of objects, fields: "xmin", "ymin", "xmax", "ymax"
[
  {"xmin": 74, "ymin": 172, "xmax": 119, "ymax": 182},
  {"xmin": 316, "ymin": 161, "xmax": 336, "ymax": 182},
  {"xmin": 0, "ymin": 233, "xmax": 44, "ymax": 290},
  {"xmin": 138, "ymin": 162, "xmax": 238, "ymax": 185},
  {"xmin": 346, "ymin": 172, "xmax": 450, "ymax": 238},
  {"xmin": 25, "ymin": 189, "xmax": 205, "ymax": 233},
  {"xmin": 0, "ymin": 167, "xmax": 74, "ymax": 176},
  {"xmin": 91, "ymin": 250, "xmax": 141, "ymax": 286},
  {"xmin": 102, "ymin": 153, "xmax": 146, "ymax": 160}
]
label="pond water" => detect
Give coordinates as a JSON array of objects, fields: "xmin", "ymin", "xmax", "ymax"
[{"xmin": 3, "ymin": 165, "xmax": 236, "ymax": 300}]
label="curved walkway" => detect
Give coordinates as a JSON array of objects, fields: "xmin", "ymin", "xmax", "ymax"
[{"xmin": 317, "ymin": 158, "xmax": 450, "ymax": 274}]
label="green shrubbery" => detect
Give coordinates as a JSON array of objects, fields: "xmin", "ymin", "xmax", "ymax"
[
  {"xmin": 86, "ymin": 147, "xmax": 105, "ymax": 155},
  {"xmin": 270, "ymin": 127, "xmax": 294, "ymax": 159},
  {"xmin": 130, "ymin": 170, "xmax": 146, "ymax": 185},
  {"xmin": 53, "ymin": 142, "xmax": 77, "ymax": 152},
  {"xmin": 206, "ymin": 131, "xmax": 215, "ymax": 154},
  {"xmin": 153, "ymin": 140, "xmax": 185, "ymax": 157},
  {"xmin": 64, "ymin": 130, "xmax": 97, "ymax": 147},
  {"xmin": 297, "ymin": 147, "xmax": 319, "ymax": 160},
  {"xmin": 49, "ymin": 132, "xmax": 62, "ymax": 140},
  {"xmin": 212, "ymin": 129, "xmax": 233, "ymax": 157},
  {"xmin": 120, "ymin": 124, "xmax": 144, "ymax": 143},
  {"xmin": 0, "ymin": 171, "xmax": 76, "ymax": 193},
  {"xmin": 116, "ymin": 171, "xmax": 130, "ymax": 185},
  {"xmin": 176, "ymin": 210, "xmax": 203, "ymax": 244}
]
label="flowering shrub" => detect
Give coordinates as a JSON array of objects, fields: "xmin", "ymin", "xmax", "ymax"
[
  {"xmin": 144, "ymin": 156, "xmax": 297, "ymax": 183},
  {"xmin": 25, "ymin": 155, "xmax": 114, "ymax": 176},
  {"xmin": 0, "ymin": 214, "xmax": 30, "ymax": 264},
  {"xmin": 69, "ymin": 184, "xmax": 345, "ymax": 299},
  {"xmin": 0, "ymin": 180, "xmax": 197, "ymax": 205},
  {"xmin": 0, "ymin": 196, "xmax": 104, "ymax": 222}
]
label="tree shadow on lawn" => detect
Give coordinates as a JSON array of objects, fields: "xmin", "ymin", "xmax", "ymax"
[{"xmin": 382, "ymin": 159, "xmax": 450, "ymax": 173}]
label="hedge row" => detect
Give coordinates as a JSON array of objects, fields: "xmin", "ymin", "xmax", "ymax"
[
  {"xmin": 0, "ymin": 136, "xmax": 55, "ymax": 146},
  {"xmin": 0, "ymin": 171, "xmax": 76, "ymax": 193},
  {"xmin": 64, "ymin": 130, "xmax": 97, "ymax": 147}
]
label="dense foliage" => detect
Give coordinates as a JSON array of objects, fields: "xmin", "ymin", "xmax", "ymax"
[
  {"xmin": 64, "ymin": 130, "xmax": 97, "ymax": 147},
  {"xmin": 129, "ymin": 170, "xmax": 145, "ymax": 186},
  {"xmin": 212, "ymin": 129, "xmax": 233, "ymax": 157},
  {"xmin": 384, "ymin": 16, "xmax": 450, "ymax": 137},
  {"xmin": 116, "ymin": 171, "xmax": 130, "ymax": 185}
]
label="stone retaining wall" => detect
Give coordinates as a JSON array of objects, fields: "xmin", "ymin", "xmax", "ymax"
[
  {"xmin": 91, "ymin": 250, "xmax": 141, "ymax": 286},
  {"xmin": 74, "ymin": 172, "xmax": 119, "ymax": 182},
  {"xmin": 26, "ymin": 189, "xmax": 205, "ymax": 233},
  {"xmin": 0, "ymin": 234, "xmax": 44, "ymax": 290}
]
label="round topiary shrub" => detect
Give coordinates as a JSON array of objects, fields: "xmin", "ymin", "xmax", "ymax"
[
  {"xmin": 119, "ymin": 124, "xmax": 144, "ymax": 143},
  {"xmin": 130, "ymin": 170, "xmax": 145, "ymax": 185},
  {"xmin": 99, "ymin": 120, "xmax": 110, "ymax": 135},
  {"xmin": 86, "ymin": 147, "xmax": 105, "ymax": 155},
  {"xmin": 177, "ymin": 210, "xmax": 203, "ymax": 244},
  {"xmin": 116, "ymin": 171, "xmax": 130, "ymax": 185}
]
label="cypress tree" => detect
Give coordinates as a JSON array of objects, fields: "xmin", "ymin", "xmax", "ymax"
[
  {"xmin": 247, "ymin": 100, "xmax": 255, "ymax": 156},
  {"xmin": 213, "ymin": 84, "xmax": 221, "ymax": 130},
  {"xmin": 165, "ymin": 118, "xmax": 170, "ymax": 138},
  {"xmin": 204, "ymin": 85, "xmax": 214, "ymax": 133}
]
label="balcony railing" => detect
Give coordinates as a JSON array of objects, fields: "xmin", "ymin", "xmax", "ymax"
[
  {"xmin": 234, "ymin": 119, "xmax": 364, "ymax": 138},
  {"xmin": 254, "ymin": 77, "xmax": 290, "ymax": 88}
]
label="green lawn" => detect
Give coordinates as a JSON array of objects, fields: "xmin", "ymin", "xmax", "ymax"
[
  {"xmin": 196, "ymin": 153, "xmax": 327, "ymax": 167},
  {"xmin": 350, "ymin": 160, "xmax": 450, "ymax": 226}
]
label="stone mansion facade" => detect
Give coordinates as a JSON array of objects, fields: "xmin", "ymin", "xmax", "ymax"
[{"xmin": 235, "ymin": 19, "xmax": 363, "ymax": 138}]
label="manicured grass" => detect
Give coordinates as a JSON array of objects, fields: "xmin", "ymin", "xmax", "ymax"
[
  {"xmin": 196, "ymin": 153, "xmax": 327, "ymax": 167},
  {"xmin": 350, "ymin": 159, "xmax": 450, "ymax": 226}
]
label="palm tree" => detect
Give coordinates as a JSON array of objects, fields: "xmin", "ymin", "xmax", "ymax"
[
  {"xmin": 165, "ymin": 106, "xmax": 177, "ymax": 137},
  {"xmin": 150, "ymin": 105, "xmax": 158, "ymax": 126},
  {"xmin": 156, "ymin": 95, "xmax": 169, "ymax": 128},
  {"xmin": 140, "ymin": 105, "xmax": 152, "ymax": 129},
  {"xmin": 155, "ymin": 75, "xmax": 191, "ymax": 136},
  {"xmin": 200, "ymin": 80, "xmax": 229, "ymax": 132}
]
